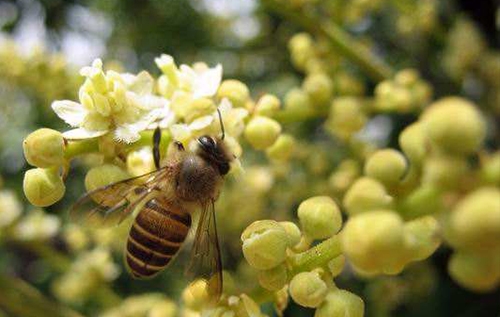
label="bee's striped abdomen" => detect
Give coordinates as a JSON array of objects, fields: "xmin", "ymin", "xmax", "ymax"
[{"xmin": 125, "ymin": 198, "xmax": 191, "ymax": 278}]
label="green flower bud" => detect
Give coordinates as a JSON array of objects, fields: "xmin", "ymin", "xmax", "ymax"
[
  {"xmin": 480, "ymin": 152, "xmax": 500, "ymax": 186},
  {"xmin": 279, "ymin": 221, "xmax": 302, "ymax": 247},
  {"xmin": 404, "ymin": 216, "xmax": 441, "ymax": 261},
  {"xmin": 23, "ymin": 168, "xmax": 65, "ymax": 207},
  {"xmin": 364, "ymin": 149, "xmax": 407, "ymax": 187},
  {"xmin": 85, "ymin": 164, "xmax": 129, "ymax": 206},
  {"xmin": 182, "ymin": 279, "xmax": 210, "ymax": 311},
  {"xmin": 217, "ymin": 79, "xmax": 250, "ymax": 108},
  {"xmin": 290, "ymin": 271, "xmax": 328, "ymax": 308},
  {"xmin": 255, "ymin": 94, "xmax": 281, "ymax": 117},
  {"xmin": 258, "ymin": 263, "xmax": 288, "ymax": 291},
  {"xmin": 399, "ymin": 122, "xmax": 427, "ymax": 164},
  {"xmin": 315, "ymin": 290, "xmax": 364, "ymax": 317},
  {"xmin": 328, "ymin": 255, "xmax": 345, "ymax": 277},
  {"xmin": 449, "ymin": 187, "xmax": 500, "ymax": 252},
  {"xmin": 266, "ymin": 134, "xmax": 295, "ymax": 161},
  {"xmin": 422, "ymin": 155, "xmax": 468, "ymax": 189},
  {"xmin": 448, "ymin": 251, "xmax": 500, "ymax": 292},
  {"xmin": 325, "ymin": 97, "xmax": 366, "ymax": 141},
  {"xmin": 328, "ymin": 159, "xmax": 360, "ymax": 194},
  {"xmin": 298, "ymin": 196, "xmax": 342, "ymax": 240},
  {"xmin": 399, "ymin": 185, "xmax": 443, "ymax": 219},
  {"xmin": 244, "ymin": 116, "xmax": 282, "ymax": 150},
  {"xmin": 422, "ymin": 97, "xmax": 486, "ymax": 155},
  {"xmin": 283, "ymin": 88, "xmax": 314, "ymax": 119},
  {"xmin": 288, "ymin": 33, "xmax": 315, "ymax": 70},
  {"xmin": 23, "ymin": 128, "xmax": 65, "ymax": 168},
  {"xmin": 343, "ymin": 177, "xmax": 393, "ymax": 215},
  {"xmin": 241, "ymin": 220, "xmax": 289, "ymax": 270},
  {"xmin": 341, "ymin": 210, "xmax": 407, "ymax": 275},
  {"xmin": 303, "ymin": 73, "xmax": 333, "ymax": 106},
  {"xmin": 149, "ymin": 299, "xmax": 177, "ymax": 317},
  {"xmin": 374, "ymin": 81, "xmax": 412, "ymax": 113}
]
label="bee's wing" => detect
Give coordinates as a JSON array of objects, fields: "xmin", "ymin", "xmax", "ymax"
[
  {"xmin": 69, "ymin": 165, "xmax": 175, "ymax": 228},
  {"xmin": 186, "ymin": 199, "xmax": 223, "ymax": 303}
]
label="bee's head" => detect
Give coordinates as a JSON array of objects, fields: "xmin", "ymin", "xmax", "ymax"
[{"xmin": 197, "ymin": 135, "xmax": 232, "ymax": 175}]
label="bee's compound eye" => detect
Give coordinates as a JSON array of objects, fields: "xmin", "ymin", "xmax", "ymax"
[{"xmin": 198, "ymin": 135, "xmax": 216, "ymax": 149}]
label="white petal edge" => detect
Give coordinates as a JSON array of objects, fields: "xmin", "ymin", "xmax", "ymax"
[
  {"xmin": 52, "ymin": 100, "xmax": 88, "ymax": 127},
  {"xmin": 62, "ymin": 128, "xmax": 108, "ymax": 140},
  {"xmin": 192, "ymin": 64, "xmax": 222, "ymax": 99}
]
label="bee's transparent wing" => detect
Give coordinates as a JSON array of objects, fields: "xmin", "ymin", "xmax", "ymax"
[
  {"xmin": 186, "ymin": 199, "xmax": 223, "ymax": 303},
  {"xmin": 69, "ymin": 166, "xmax": 174, "ymax": 228}
]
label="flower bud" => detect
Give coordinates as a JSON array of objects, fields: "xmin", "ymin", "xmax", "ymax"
[
  {"xmin": 298, "ymin": 196, "xmax": 342, "ymax": 240},
  {"xmin": 449, "ymin": 187, "xmax": 500, "ymax": 252},
  {"xmin": 341, "ymin": 210, "xmax": 407, "ymax": 275},
  {"xmin": 283, "ymin": 88, "xmax": 314, "ymax": 119},
  {"xmin": 448, "ymin": 251, "xmax": 500, "ymax": 292},
  {"xmin": 325, "ymin": 97, "xmax": 366, "ymax": 141},
  {"xmin": 288, "ymin": 33, "xmax": 315, "ymax": 70},
  {"xmin": 217, "ymin": 79, "xmax": 249, "ymax": 108},
  {"xmin": 150, "ymin": 299, "xmax": 177, "ymax": 317},
  {"xmin": 266, "ymin": 134, "xmax": 295, "ymax": 161},
  {"xmin": 23, "ymin": 168, "xmax": 65, "ymax": 207},
  {"xmin": 303, "ymin": 73, "xmax": 333, "ymax": 106},
  {"xmin": 182, "ymin": 279, "xmax": 210, "ymax": 311},
  {"xmin": 289, "ymin": 271, "xmax": 328, "ymax": 308},
  {"xmin": 399, "ymin": 122, "xmax": 426, "ymax": 164},
  {"xmin": 315, "ymin": 289, "xmax": 364, "ymax": 317},
  {"xmin": 343, "ymin": 177, "xmax": 392, "ymax": 215},
  {"xmin": 279, "ymin": 221, "xmax": 301, "ymax": 247},
  {"xmin": 85, "ymin": 164, "xmax": 130, "ymax": 205},
  {"xmin": 255, "ymin": 94, "xmax": 281, "ymax": 117},
  {"xmin": 244, "ymin": 116, "xmax": 281, "ymax": 150},
  {"xmin": 241, "ymin": 220, "xmax": 289, "ymax": 270},
  {"xmin": 480, "ymin": 152, "xmax": 500, "ymax": 186},
  {"xmin": 422, "ymin": 155, "xmax": 468, "ymax": 189},
  {"xmin": 422, "ymin": 97, "xmax": 485, "ymax": 155},
  {"xmin": 0, "ymin": 190, "xmax": 22, "ymax": 228},
  {"xmin": 127, "ymin": 148, "xmax": 155, "ymax": 177},
  {"xmin": 23, "ymin": 128, "xmax": 65, "ymax": 168},
  {"xmin": 399, "ymin": 185, "xmax": 443, "ymax": 219},
  {"xmin": 404, "ymin": 216, "xmax": 441, "ymax": 261},
  {"xmin": 258, "ymin": 263, "xmax": 288, "ymax": 291},
  {"xmin": 328, "ymin": 159, "xmax": 360, "ymax": 194},
  {"xmin": 364, "ymin": 149, "xmax": 407, "ymax": 187},
  {"xmin": 328, "ymin": 255, "xmax": 345, "ymax": 277}
]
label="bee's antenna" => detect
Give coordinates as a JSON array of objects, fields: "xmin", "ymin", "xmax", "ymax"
[{"xmin": 217, "ymin": 108, "xmax": 225, "ymax": 140}]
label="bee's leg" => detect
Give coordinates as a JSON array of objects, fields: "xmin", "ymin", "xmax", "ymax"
[{"xmin": 153, "ymin": 127, "xmax": 161, "ymax": 169}]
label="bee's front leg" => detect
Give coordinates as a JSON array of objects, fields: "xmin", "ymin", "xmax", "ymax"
[{"xmin": 153, "ymin": 127, "xmax": 162, "ymax": 169}]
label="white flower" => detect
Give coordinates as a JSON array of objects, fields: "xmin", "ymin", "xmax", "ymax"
[
  {"xmin": 0, "ymin": 190, "xmax": 22, "ymax": 228},
  {"xmin": 155, "ymin": 54, "xmax": 222, "ymax": 99},
  {"xmin": 52, "ymin": 59, "xmax": 170, "ymax": 143},
  {"xmin": 14, "ymin": 209, "xmax": 60, "ymax": 241}
]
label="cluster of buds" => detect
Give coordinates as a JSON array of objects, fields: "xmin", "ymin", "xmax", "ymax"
[{"xmin": 101, "ymin": 294, "xmax": 177, "ymax": 317}]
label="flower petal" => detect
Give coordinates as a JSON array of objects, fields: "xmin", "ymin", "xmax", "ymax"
[
  {"xmin": 192, "ymin": 64, "xmax": 222, "ymax": 98},
  {"xmin": 189, "ymin": 116, "xmax": 214, "ymax": 130},
  {"xmin": 114, "ymin": 125, "xmax": 141, "ymax": 143},
  {"xmin": 62, "ymin": 128, "xmax": 108, "ymax": 140},
  {"xmin": 51, "ymin": 100, "xmax": 88, "ymax": 127}
]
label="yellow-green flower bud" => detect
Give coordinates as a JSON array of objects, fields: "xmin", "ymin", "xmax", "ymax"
[
  {"xmin": 244, "ymin": 116, "xmax": 282, "ymax": 150},
  {"xmin": 422, "ymin": 155, "xmax": 468, "ymax": 189},
  {"xmin": 182, "ymin": 279, "xmax": 210, "ymax": 311},
  {"xmin": 149, "ymin": 299, "xmax": 177, "ymax": 317},
  {"xmin": 303, "ymin": 73, "xmax": 333, "ymax": 106},
  {"xmin": 298, "ymin": 196, "xmax": 342, "ymax": 240},
  {"xmin": 448, "ymin": 251, "xmax": 500, "ymax": 292},
  {"xmin": 279, "ymin": 221, "xmax": 301, "ymax": 247},
  {"xmin": 480, "ymin": 152, "xmax": 500, "ymax": 186},
  {"xmin": 85, "ymin": 164, "xmax": 129, "ymax": 205},
  {"xmin": 289, "ymin": 271, "xmax": 328, "ymax": 308},
  {"xmin": 217, "ymin": 79, "xmax": 250, "ymax": 108},
  {"xmin": 328, "ymin": 159, "xmax": 360, "ymax": 194},
  {"xmin": 266, "ymin": 134, "xmax": 295, "ymax": 161},
  {"xmin": 23, "ymin": 128, "xmax": 65, "ymax": 168},
  {"xmin": 315, "ymin": 289, "xmax": 364, "ymax": 317},
  {"xmin": 399, "ymin": 122, "xmax": 426, "ymax": 164},
  {"xmin": 283, "ymin": 88, "xmax": 314, "ymax": 119},
  {"xmin": 23, "ymin": 168, "xmax": 65, "ymax": 207},
  {"xmin": 325, "ymin": 97, "xmax": 366, "ymax": 141},
  {"xmin": 343, "ymin": 177, "xmax": 393, "ymax": 215},
  {"xmin": 449, "ymin": 187, "xmax": 500, "ymax": 252},
  {"xmin": 255, "ymin": 94, "xmax": 281, "ymax": 117},
  {"xmin": 327, "ymin": 255, "xmax": 345, "ymax": 277},
  {"xmin": 404, "ymin": 216, "xmax": 441, "ymax": 261},
  {"xmin": 341, "ymin": 210, "xmax": 406, "ymax": 275},
  {"xmin": 288, "ymin": 33, "xmax": 315, "ymax": 70},
  {"xmin": 399, "ymin": 185, "xmax": 443, "ymax": 219},
  {"xmin": 258, "ymin": 263, "xmax": 288, "ymax": 291},
  {"xmin": 422, "ymin": 97, "xmax": 486, "ymax": 155},
  {"xmin": 127, "ymin": 148, "xmax": 155, "ymax": 177},
  {"xmin": 241, "ymin": 220, "xmax": 289, "ymax": 270},
  {"xmin": 364, "ymin": 149, "xmax": 407, "ymax": 187}
]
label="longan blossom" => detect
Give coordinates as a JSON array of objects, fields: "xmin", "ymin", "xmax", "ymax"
[{"xmin": 52, "ymin": 59, "xmax": 170, "ymax": 143}]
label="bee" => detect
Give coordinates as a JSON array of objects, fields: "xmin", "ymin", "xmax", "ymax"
[{"xmin": 70, "ymin": 110, "xmax": 233, "ymax": 300}]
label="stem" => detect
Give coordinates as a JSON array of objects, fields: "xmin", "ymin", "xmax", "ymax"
[
  {"xmin": 64, "ymin": 139, "xmax": 99, "ymax": 160},
  {"xmin": 288, "ymin": 235, "xmax": 342, "ymax": 276},
  {"xmin": 0, "ymin": 275, "xmax": 83, "ymax": 317},
  {"xmin": 262, "ymin": 0, "xmax": 394, "ymax": 82}
]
